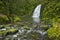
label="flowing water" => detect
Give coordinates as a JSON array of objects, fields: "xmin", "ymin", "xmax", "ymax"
[
  {"xmin": 32, "ymin": 4, "xmax": 41, "ymax": 18},
  {"xmin": 18, "ymin": 4, "xmax": 48, "ymax": 40},
  {"xmin": 0, "ymin": 4, "xmax": 50, "ymax": 40},
  {"xmin": 1, "ymin": 4, "xmax": 51, "ymax": 40},
  {"xmin": 0, "ymin": 3, "xmax": 52, "ymax": 40}
]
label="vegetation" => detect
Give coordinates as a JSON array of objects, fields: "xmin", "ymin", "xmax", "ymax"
[{"xmin": 0, "ymin": 0, "xmax": 60, "ymax": 40}]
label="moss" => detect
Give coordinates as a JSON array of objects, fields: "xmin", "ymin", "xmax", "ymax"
[
  {"xmin": 47, "ymin": 27, "xmax": 60, "ymax": 40},
  {"xmin": 24, "ymin": 25, "xmax": 30, "ymax": 30},
  {"xmin": 7, "ymin": 28, "xmax": 18, "ymax": 33},
  {"xmin": 3, "ymin": 25, "xmax": 10, "ymax": 28},
  {"xmin": 13, "ymin": 15, "xmax": 21, "ymax": 22},
  {"xmin": 0, "ymin": 15, "xmax": 9, "ymax": 24},
  {"xmin": 0, "ymin": 31, "xmax": 7, "ymax": 36},
  {"xmin": 0, "ymin": 28, "xmax": 18, "ymax": 36}
]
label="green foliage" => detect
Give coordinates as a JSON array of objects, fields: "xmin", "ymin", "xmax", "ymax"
[
  {"xmin": 0, "ymin": 0, "xmax": 60, "ymax": 24},
  {"xmin": 0, "ymin": 0, "xmax": 60, "ymax": 40},
  {"xmin": 47, "ymin": 18, "xmax": 60, "ymax": 40},
  {"xmin": 12, "ymin": 15, "xmax": 21, "ymax": 23},
  {"xmin": 47, "ymin": 17, "xmax": 60, "ymax": 40},
  {"xmin": 0, "ymin": 28, "xmax": 18, "ymax": 36},
  {"xmin": 16, "ymin": 0, "xmax": 41, "ymax": 16},
  {"xmin": 42, "ymin": 0, "xmax": 60, "ymax": 21},
  {"xmin": 0, "ymin": 15, "xmax": 9, "ymax": 24},
  {"xmin": 24, "ymin": 25, "xmax": 30, "ymax": 30},
  {"xmin": 47, "ymin": 27, "xmax": 60, "ymax": 40}
]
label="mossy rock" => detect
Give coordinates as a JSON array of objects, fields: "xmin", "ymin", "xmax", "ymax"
[
  {"xmin": 13, "ymin": 15, "xmax": 21, "ymax": 22},
  {"xmin": 0, "ymin": 31, "xmax": 7, "ymax": 36},
  {"xmin": 0, "ymin": 14, "xmax": 9, "ymax": 24},
  {"xmin": 0, "ymin": 28, "xmax": 18, "ymax": 36},
  {"xmin": 24, "ymin": 25, "xmax": 30, "ymax": 30},
  {"xmin": 7, "ymin": 28, "xmax": 18, "ymax": 33}
]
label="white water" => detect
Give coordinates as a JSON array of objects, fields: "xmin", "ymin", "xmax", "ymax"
[
  {"xmin": 32, "ymin": 4, "xmax": 47, "ymax": 35},
  {"xmin": 32, "ymin": 4, "xmax": 41, "ymax": 18},
  {"xmin": 32, "ymin": 4, "xmax": 41, "ymax": 23},
  {"xmin": 18, "ymin": 4, "xmax": 47, "ymax": 40}
]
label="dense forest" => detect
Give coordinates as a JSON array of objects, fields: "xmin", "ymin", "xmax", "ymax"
[
  {"xmin": 0, "ymin": 0, "xmax": 60, "ymax": 24},
  {"xmin": 0, "ymin": 0, "xmax": 60, "ymax": 40}
]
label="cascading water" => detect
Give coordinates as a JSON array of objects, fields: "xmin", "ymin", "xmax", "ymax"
[
  {"xmin": 32, "ymin": 4, "xmax": 41, "ymax": 23},
  {"xmin": 32, "ymin": 4, "xmax": 47, "ymax": 35},
  {"xmin": 27, "ymin": 4, "xmax": 42, "ymax": 34},
  {"xmin": 32, "ymin": 4, "xmax": 41, "ymax": 18},
  {"xmin": 27, "ymin": 4, "xmax": 47, "ymax": 40},
  {"xmin": 19, "ymin": 4, "xmax": 47, "ymax": 40}
]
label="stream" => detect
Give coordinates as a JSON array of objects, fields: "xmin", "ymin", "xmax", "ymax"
[{"xmin": 0, "ymin": 4, "xmax": 52, "ymax": 40}]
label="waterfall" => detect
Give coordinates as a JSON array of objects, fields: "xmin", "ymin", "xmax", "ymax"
[
  {"xmin": 32, "ymin": 4, "xmax": 41, "ymax": 18},
  {"xmin": 19, "ymin": 4, "xmax": 47, "ymax": 40},
  {"xmin": 32, "ymin": 4, "xmax": 41, "ymax": 23}
]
